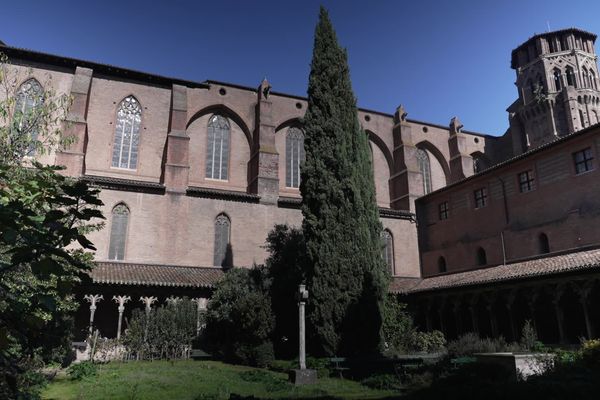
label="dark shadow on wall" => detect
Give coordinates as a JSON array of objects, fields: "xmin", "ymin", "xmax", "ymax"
[{"xmin": 223, "ymin": 243, "xmax": 234, "ymax": 269}]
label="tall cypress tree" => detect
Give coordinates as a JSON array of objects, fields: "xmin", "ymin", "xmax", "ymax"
[{"xmin": 300, "ymin": 7, "xmax": 389, "ymax": 356}]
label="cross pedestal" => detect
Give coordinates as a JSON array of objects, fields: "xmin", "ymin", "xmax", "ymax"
[{"xmin": 289, "ymin": 284, "xmax": 317, "ymax": 385}]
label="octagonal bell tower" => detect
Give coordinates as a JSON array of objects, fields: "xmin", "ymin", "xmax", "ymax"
[{"xmin": 508, "ymin": 28, "xmax": 600, "ymax": 154}]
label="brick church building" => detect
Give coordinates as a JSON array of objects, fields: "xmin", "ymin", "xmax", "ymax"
[{"xmin": 2, "ymin": 28, "xmax": 600, "ymax": 344}]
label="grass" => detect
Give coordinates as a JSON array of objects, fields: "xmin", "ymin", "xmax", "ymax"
[{"xmin": 41, "ymin": 360, "xmax": 399, "ymax": 400}]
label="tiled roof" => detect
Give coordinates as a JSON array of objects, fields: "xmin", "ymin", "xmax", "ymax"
[
  {"xmin": 90, "ymin": 262, "xmax": 225, "ymax": 288},
  {"xmin": 391, "ymin": 247, "xmax": 600, "ymax": 294},
  {"xmin": 82, "ymin": 175, "xmax": 165, "ymax": 193}
]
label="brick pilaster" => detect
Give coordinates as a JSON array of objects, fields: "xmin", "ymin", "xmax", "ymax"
[
  {"xmin": 248, "ymin": 79, "xmax": 279, "ymax": 204},
  {"xmin": 390, "ymin": 105, "xmax": 422, "ymax": 212},
  {"xmin": 448, "ymin": 117, "xmax": 474, "ymax": 183},
  {"xmin": 56, "ymin": 66, "xmax": 92, "ymax": 176},
  {"xmin": 163, "ymin": 84, "xmax": 190, "ymax": 193}
]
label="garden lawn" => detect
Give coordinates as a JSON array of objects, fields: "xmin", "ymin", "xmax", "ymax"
[{"xmin": 42, "ymin": 360, "xmax": 398, "ymax": 400}]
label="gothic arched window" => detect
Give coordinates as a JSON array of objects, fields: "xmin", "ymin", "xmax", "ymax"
[
  {"xmin": 582, "ymin": 67, "xmax": 590, "ymax": 88},
  {"xmin": 476, "ymin": 247, "xmax": 487, "ymax": 266},
  {"xmin": 416, "ymin": 148, "xmax": 432, "ymax": 194},
  {"xmin": 566, "ymin": 66, "xmax": 577, "ymax": 87},
  {"xmin": 206, "ymin": 115, "xmax": 230, "ymax": 180},
  {"xmin": 590, "ymin": 70, "xmax": 597, "ymax": 89},
  {"xmin": 214, "ymin": 214, "xmax": 231, "ymax": 267},
  {"xmin": 286, "ymin": 127, "xmax": 305, "ymax": 188},
  {"xmin": 108, "ymin": 204, "xmax": 129, "ymax": 261},
  {"xmin": 111, "ymin": 96, "xmax": 142, "ymax": 169},
  {"xmin": 538, "ymin": 233, "xmax": 550, "ymax": 254},
  {"xmin": 553, "ymin": 68, "xmax": 562, "ymax": 91},
  {"xmin": 381, "ymin": 229, "xmax": 394, "ymax": 274},
  {"xmin": 14, "ymin": 78, "xmax": 43, "ymax": 156},
  {"xmin": 438, "ymin": 256, "xmax": 447, "ymax": 273}
]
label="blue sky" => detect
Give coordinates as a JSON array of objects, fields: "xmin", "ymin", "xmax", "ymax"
[{"xmin": 2, "ymin": 0, "xmax": 600, "ymax": 135}]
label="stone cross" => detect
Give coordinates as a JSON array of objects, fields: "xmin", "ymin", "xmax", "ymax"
[
  {"xmin": 298, "ymin": 284, "xmax": 309, "ymax": 370},
  {"xmin": 84, "ymin": 294, "xmax": 103, "ymax": 335},
  {"xmin": 113, "ymin": 295, "xmax": 131, "ymax": 340},
  {"xmin": 192, "ymin": 297, "xmax": 209, "ymax": 335}
]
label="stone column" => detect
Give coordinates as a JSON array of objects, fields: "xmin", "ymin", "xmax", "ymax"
[
  {"xmin": 425, "ymin": 298, "xmax": 433, "ymax": 332},
  {"xmin": 484, "ymin": 292, "xmax": 498, "ymax": 338},
  {"xmin": 525, "ymin": 287, "xmax": 540, "ymax": 337},
  {"xmin": 298, "ymin": 285, "xmax": 309, "ymax": 370},
  {"xmin": 452, "ymin": 297, "xmax": 463, "ymax": 336},
  {"xmin": 166, "ymin": 296, "xmax": 181, "ymax": 307},
  {"xmin": 163, "ymin": 84, "xmax": 190, "ymax": 193},
  {"xmin": 551, "ymin": 284, "xmax": 566, "ymax": 344},
  {"xmin": 468, "ymin": 293, "xmax": 479, "ymax": 334},
  {"xmin": 248, "ymin": 79, "xmax": 279, "ymax": 204},
  {"xmin": 55, "ymin": 67, "xmax": 93, "ymax": 176},
  {"xmin": 573, "ymin": 281, "xmax": 594, "ymax": 339},
  {"xmin": 192, "ymin": 297, "xmax": 209, "ymax": 335},
  {"xmin": 437, "ymin": 296, "xmax": 447, "ymax": 334},
  {"xmin": 140, "ymin": 296, "xmax": 158, "ymax": 341},
  {"xmin": 113, "ymin": 295, "xmax": 131, "ymax": 340},
  {"xmin": 84, "ymin": 294, "xmax": 103, "ymax": 335},
  {"xmin": 505, "ymin": 289, "xmax": 518, "ymax": 341},
  {"xmin": 447, "ymin": 117, "xmax": 474, "ymax": 183},
  {"xmin": 389, "ymin": 105, "xmax": 422, "ymax": 212}
]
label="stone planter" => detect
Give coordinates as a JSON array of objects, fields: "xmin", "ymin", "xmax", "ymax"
[{"xmin": 474, "ymin": 352, "xmax": 555, "ymax": 381}]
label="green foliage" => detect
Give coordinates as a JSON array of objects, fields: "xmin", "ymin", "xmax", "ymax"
[
  {"xmin": 0, "ymin": 52, "xmax": 74, "ymax": 165},
  {"xmin": 382, "ymin": 295, "xmax": 445, "ymax": 354},
  {"xmin": 42, "ymin": 360, "xmax": 395, "ymax": 400},
  {"xmin": 447, "ymin": 333, "xmax": 523, "ymax": 357},
  {"xmin": 519, "ymin": 320, "xmax": 538, "ymax": 351},
  {"xmin": 67, "ymin": 361, "xmax": 97, "ymax": 381},
  {"xmin": 361, "ymin": 373, "xmax": 403, "ymax": 391},
  {"xmin": 301, "ymin": 6, "xmax": 388, "ymax": 357},
  {"xmin": 204, "ymin": 267, "xmax": 274, "ymax": 367},
  {"xmin": 0, "ymin": 51, "xmax": 103, "ymax": 398},
  {"xmin": 238, "ymin": 370, "xmax": 289, "ymax": 392},
  {"xmin": 0, "ymin": 163, "xmax": 104, "ymax": 398},
  {"xmin": 410, "ymin": 331, "xmax": 446, "ymax": 353},
  {"xmin": 123, "ymin": 299, "xmax": 198, "ymax": 360},
  {"xmin": 382, "ymin": 295, "xmax": 416, "ymax": 352},
  {"xmin": 264, "ymin": 224, "xmax": 306, "ymax": 358}
]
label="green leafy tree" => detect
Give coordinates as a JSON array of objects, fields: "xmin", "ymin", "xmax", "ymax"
[
  {"xmin": 204, "ymin": 267, "xmax": 274, "ymax": 367},
  {"xmin": 264, "ymin": 224, "xmax": 306, "ymax": 358},
  {"xmin": 0, "ymin": 52, "xmax": 104, "ymax": 399},
  {"xmin": 300, "ymin": 7, "xmax": 388, "ymax": 356}
]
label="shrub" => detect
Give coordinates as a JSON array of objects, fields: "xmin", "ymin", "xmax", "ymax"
[
  {"xmin": 361, "ymin": 373, "xmax": 403, "ymax": 390},
  {"xmin": 67, "ymin": 361, "xmax": 97, "ymax": 380},
  {"xmin": 409, "ymin": 330, "xmax": 446, "ymax": 353},
  {"xmin": 520, "ymin": 320, "xmax": 538, "ymax": 351},
  {"xmin": 123, "ymin": 299, "xmax": 198, "ymax": 360},
  {"xmin": 447, "ymin": 333, "xmax": 523, "ymax": 357},
  {"xmin": 204, "ymin": 267, "xmax": 275, "ymax": 366}
]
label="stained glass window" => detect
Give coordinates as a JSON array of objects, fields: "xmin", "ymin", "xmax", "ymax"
[
  {"xmin": 416, "ymin": 148, "xmax": 432, "ymax": 194},
  {"xmin": 206, "ymin": 115, "xmax": 230, "ymax": 180},
  {"xmin": 112, "ymin": 96, "xmax": 142, "ymax": 169},
  {"xmin": 108, "ymin": 204, "xmax": 129, "ymax": 261},
  {"xmin": 286, "ymin": 127, "xmax": 305, "ymax": 188},
  {"xmin": 381, "ymin": 229, "xmax": 394, "ymax": 274},
  {"xmin": 15, "ymin": 78, "xmax": 43, "ymax": 156},
  {"xmin": 214, "ymin": 214, "xmax": 231, "ymax": 267}
]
